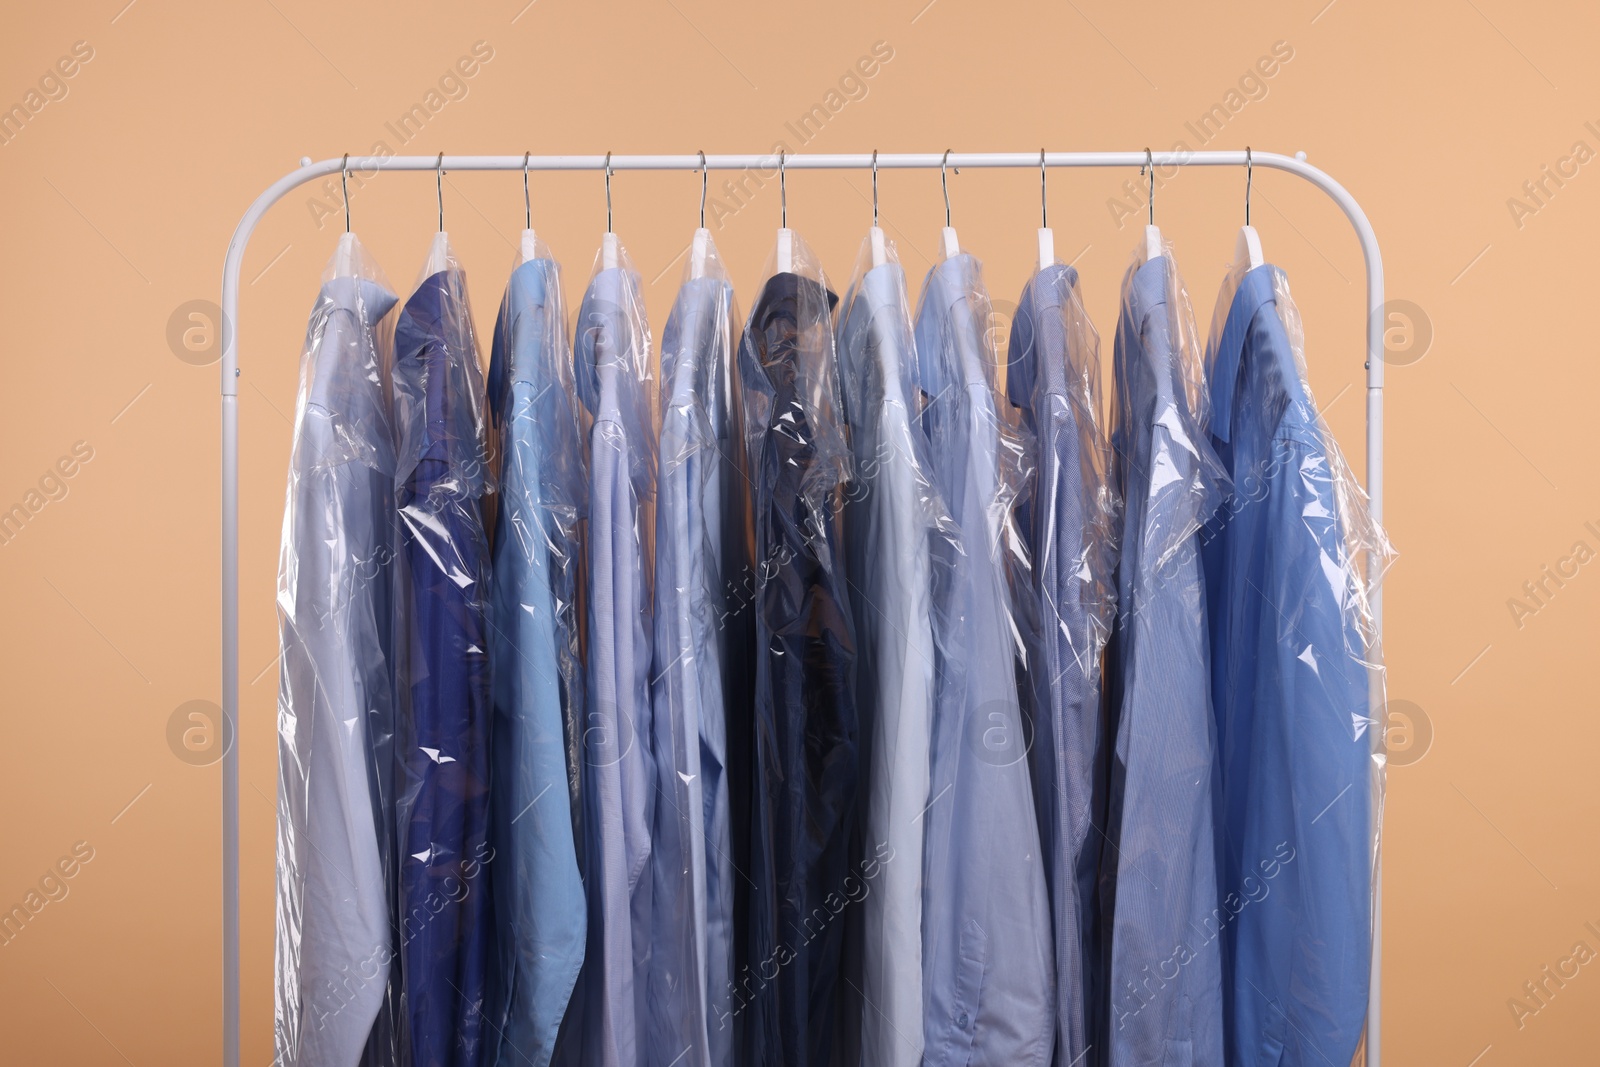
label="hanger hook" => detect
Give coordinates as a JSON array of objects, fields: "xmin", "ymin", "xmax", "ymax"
[
  {"xmin": 341, "ymin": 153, "xmax": 351, "ymax": 233},
  {"xmin": 779, "ymin": 149, "xmax": 787, "ymax": 229},
  {"xmin": 604, "ymin": 151, "xmax": 613, "ymax": 234},
  {"xmin": 1244, "ymin": 146, "xmax": 1253, "ymax": 227},
  {"xmin": 871, "ymin": 149, "xmax": 880, "ymax": 228},
  {"xmin": 1141, "ymin": 147, "xmax": 1154, "ymax": 226},
  {"xmin": 941, "ymin": 149, "xmax": 955, "ymax": 228},
  {"xmin": 435, "ymin": 152, "xmax": 445, "ymax": 232},
  {"xmin": 522, "ymin": 152, "xmax": 532, "ymax": 231},
  {"xmin": 1039, "ymin": 148, "xmax": 1048, "ymax": 229},
  {"xmin": 699, "ymin": 150, "xmax": 708, "ymax": 229}
]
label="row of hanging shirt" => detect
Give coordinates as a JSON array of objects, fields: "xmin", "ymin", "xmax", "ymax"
[{"xmin": 274, "ymin": 203, "xmax": 1390, "ymax": 1067}]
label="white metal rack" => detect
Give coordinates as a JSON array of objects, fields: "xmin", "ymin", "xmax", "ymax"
[{"xmin": 219, "ymin": 150, "xmax": 1386, "ymax": 1067}]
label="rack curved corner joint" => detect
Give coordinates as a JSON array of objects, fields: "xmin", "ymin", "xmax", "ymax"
[{"xmin": 219, "ymin": 150, "xmax": 1386, "ymax": 1067}]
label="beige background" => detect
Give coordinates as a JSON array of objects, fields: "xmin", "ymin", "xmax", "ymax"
[{"xmin": 1, "ymin": 0, "xmax": 1596, "ymax": 1063}]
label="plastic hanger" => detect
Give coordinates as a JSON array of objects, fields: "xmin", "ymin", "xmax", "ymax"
[
  {"xmin": 1141, "ymin": 148, "xmax": 1162, "ymax": 262},
  {"xmin": 869, "ymin": 150, "xmax": 887, "ymax": 267},
  {"xmin": 1236, "ymin": 146, "xmax": 1265, "ymax": 270},
  {"xmin": 690, "ymin": 150, "xmax": 712, "ymax": 280},
  {"xmin": 601, "ymin": 152, "xmax": 620, "ymax": 269},
  {"xmin": 940, "ymin": 149, "xmax": 960, "ymax": 258},
  {"xmin": 1037, "ymin": 149, "xmax": 1055, "ymax": 270},
  {"xmin": 423, "ymin": 152, "xmax": 451, "ymax": 275},
  {"xmin": 775, "ymin": 149, "xmax": 794, "ymax": 273}
]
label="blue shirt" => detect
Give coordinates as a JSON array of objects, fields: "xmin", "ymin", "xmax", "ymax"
[
  {"xmin": 1005, "ymin": 264, "xmax": 1117, "ymax": 1067},
  {"xmin": 914, "ymin": 251, "xmax": 1054, "ymax": 1067},
  {"xmin": 393, "ymin": 263, "xmax": 496, "ymax": 1067},
  {"xmin": 1201, "ymin": 265, "xmax": 1373, "ymax": 1067},
  {"xmin": 650, "ymin": 260, "xmax": 740, "ymax": 1067},
  {"xmin": 276, "ymin": 259, "xmax": 401, "ymax": 1067},
  {"xmin": 569, "ymin": 257, "xmax": 656, "ymax": 1067},
  {"xmin": 738, "ymin": 263, "xmax": 858, "ymax": 1067},
  {"xmin": 1102, "ymin": 251, "xmax": 1227, "ymax": 1067},
  {"xmin": 486, "ymin": 255, "xmax": 589, "ymax": 1067},
  {"xmin": 836, "ymin": 246, "xmax": 938, "ymax": 1067}
]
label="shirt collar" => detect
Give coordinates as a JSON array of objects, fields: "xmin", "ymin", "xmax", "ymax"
[
  {"xmin": 1007, "ymin": 265, "xmax": 1082, "ymax": 413},
  {"xmin": 1208, "ymin": 264, "xmax": 1279, "ymax": 443},
  {"xmin": 1126, "ymin": 254, "xmax": 1170, "ymax": 322}
]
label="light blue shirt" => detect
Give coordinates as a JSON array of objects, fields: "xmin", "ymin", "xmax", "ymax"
[
  {"xmin": 276, "ymin": 263, "xmax": 399, "ymax": 1067},
  {"xmin": 570, "ymin": 257, "xmax": 656, "ymax": 1067},
  {"xmin": 650, "ymin": 261, "xmax": 739, "ymax": 1067},
  {"xmin": 914, "ymin": 251, "xmax": 1054, "ymax": 1067},
  {"xmin": 837, "ymin": 246, "xmax": 938, "ymax": 1067},
  {"xmin": 1201, "ymin": 264, "xmax": 1374, "ymax": 1067},
  {"xmin": 1102, "ymin": 251, "xmax": 1227, "ymax": 1067},
  {"xmin": 486, "ymin": 255, "xmax": 588, "ymax": 1067}
]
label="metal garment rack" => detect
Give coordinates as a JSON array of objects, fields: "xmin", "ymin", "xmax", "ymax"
[{"xmin": 219, "ymin": 150, "xmax": 1385, "ymax": 1067}]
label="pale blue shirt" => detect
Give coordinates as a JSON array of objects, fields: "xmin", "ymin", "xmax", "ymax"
[
  {"xmin": 1102, "ymin": 252, "xmax": 1226, "ymax": 1067},
  {"xmin": 650, "ymin": 269, "xmax": 738, "ymax": 1067},
  {"xmin": 569, "ymin": 261, "xmax": 656, "ymax": 1067},
  {"xmin": 914, "ymin": 251, "xmax": 1054, "ymax": 1067}
]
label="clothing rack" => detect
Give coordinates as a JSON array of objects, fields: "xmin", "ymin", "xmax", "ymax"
[{"xmin": 218, "ymin": 149, "xmax": 1386, "ymax": 1067}]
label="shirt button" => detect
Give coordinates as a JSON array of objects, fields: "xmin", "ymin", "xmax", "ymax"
[{"xmin": 956, "ymin": 1013, "xmax": 969, "ymax": 1029}]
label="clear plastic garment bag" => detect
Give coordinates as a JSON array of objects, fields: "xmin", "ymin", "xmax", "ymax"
[
  {"xmin": 1200, "ymin": 251, "xmax": 1391, "ymax": 1067},
  {"xmin": 392, "ymin": 233, "xmax": 497, "ymax": 1067},
  {"xmin": 1005, "ymin": 258, "xmax": 1118, "ymax": 1067},
  {"xmin": 1101, "ymin": 238, "xmax": 1230, "ymax": 1067},
  {"xmin": 836, "ymin": 227, "xmax": 951, "ymax": 1067},
  {"xmin": 275, "ymin": 232, "xmax": 402, "ymax": 1067},
  {"xmin": 648, "ymin": 228, "xmax": 743, "ymax": 1067},
  {"xmin": 484, "ymin": 233, "xmax": 588, "ymax": 1067},
  {"xmin": 912, "ymin": 238, "xmax": 1054, "ymax": 1067},
  {"xmin": 568, "ymin": 234, "xmax": 658, "ymax": 1067},
  {"xmin": 736, "ymin": 228, "xmax": 859, "ymax": 1067}
]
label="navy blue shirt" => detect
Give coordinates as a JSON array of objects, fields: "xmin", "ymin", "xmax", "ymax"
[
  {"xmin": 393, "ymin": 264, "xmax": 495, "ymax": 1067},
  {"xmin": 738, "ymin": 267, "xmax": 858, "ymax": 1067}
]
